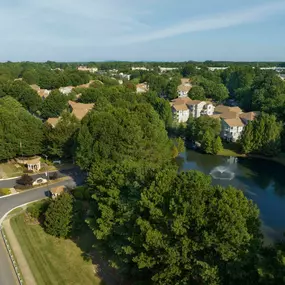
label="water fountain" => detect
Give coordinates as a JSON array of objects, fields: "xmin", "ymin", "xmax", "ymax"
[{"xmin": 210, "ymin": 166, "xmax": 235, "ymax": 180}]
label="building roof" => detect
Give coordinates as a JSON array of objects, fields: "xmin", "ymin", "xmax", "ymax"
[
  {"xmin": 171, "ymin": 97, "xmax": 192, "ymax": 104},
  {"xmin": 50, "ymin": 186, "xmax": 65, "ymax": 195},
  {"xmin": 172, "ymin": 104, "xmax": 189, "ymax": 111},
  {"xmin": 177, "ymin": 84, "xmax": 192, "ymax": 93},
  {"xmin": 214, "ymin": 105, "xmax": 242, "ymax": 114},
  {"xmin": 46, "ymin": 117, "xmax": 60, "ymax": 127},
  {"xmin": 209, "ymin": 114, "xmax": 221, "ymax": 119},
  {"xmin": 25, "ymin": 157, "xmax": 41, "ymax": 165},
  {"xmin": 223, "ymin": 118, "xmax": 245, "ymax": 127},
  {"xmin": 68, "ymin": 101, "xmax": 94, "ymax": 120},
  {"xmin": 181, "ymin": 78, "xmax": 190, "ymax": 85},
  {"xmin": 219, "ymin": 111, "xmax": 239, "ymax": 119},
  {"xmin": 239, "ymin": 111, "xmax": 259, "ymax": 121},
  {"xmin": 136, "ymin": 83, "xmax": 148, "ymax": 92},
  {"xmin": 30, "ymin": 84, "xmax": 40, "ymax": 91},
  {"xmin": 38, "ymin": 89, "xmax": 50, "ymax": 98},
  {"xmin": 187, "ymin": 100, "xmax": 204, "ymax": 106}
]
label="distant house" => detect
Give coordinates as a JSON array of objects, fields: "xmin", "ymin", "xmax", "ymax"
[
  {"xmin": 30, "ymin": 84, "xmax": 41, "ymax": 91},
  {"xmin": 177, "ymin": 78, "xmax": 192, "ymax": 97},
  {"xmin": 46, "ymin": 117, "xmax": 60, "ymax": 128},
  {"xmin": 16, "ymin": 156, "xmax": 41, "ymax": 172},
  {"xmin": 239, "ymin": 111, "xmax": 259, "ymax": 125},
  {"xmin": 208, "ymin": 67, "xmax": 228, "ymax": 71},
  {"xmin": 159, "ymin": 67, "xmax": 178, "ymax": 73},
  {"xmin": 50, "ymin": 186, "xmax": 65, "ymax": 198},
  {"xmin": 68, "ymin": 101, "xmax": 94, "ymax": 120},
  {"xmin": 59, "ymin": 86, "xmax": 74, "ymax": 95},
  {"xmin": 221, "ymin": 118, "xmax": 245, "ymax": 142},
  {"xmin": 38, "ymin": 89, "xmax": 51, "ymax": 99},
  {"xmin": 119, "ymin": 73, "xmax": 131, "ymax": 80},
  {"xmin": 171, "ymin": 97, "xmax": 214, "ymax": 123},
  {"xmin": 136, "ymin": 83, "xmax": 149, "ymax": 93},
  {"xmin": 132, "ymin": 67, "xmax": 149, "ymax": 71},
  {"xmin": 77, "ymin": 66, "xmax": 98, "ymax": 73},
  {"xmin": 77, "ymin": 80, "xmax": 94, "ymax": 89}
]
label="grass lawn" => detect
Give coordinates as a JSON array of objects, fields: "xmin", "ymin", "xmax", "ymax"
[
  {"xmin": 0, "ymin": 162, "xmax": 23, "ymax": 178},
  {"xmin": 0, "ymin": 188, "xmax": 11, "ymax": 196},
  {"xmin": 218, "ymin": 142, "xmax": 245, "ymax": 157},
  {"xmin": 10, "ymin": 214, "xmax": 103, "ymax": 285}
]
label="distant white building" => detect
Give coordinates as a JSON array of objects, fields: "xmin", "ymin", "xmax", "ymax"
[
  {"xmin": 208, "ymin": 67, "xmax": 228, "ymax": 71},
  {"xmin": 136, "ymin": 83, "xmax": 149, "ymax": 93},
  {"xmin": 59, "ymin": 86, "xmax": 74, "ymax": 95},
  {"xmin": 77, "ymin": 66, "xmax": 98, "ymax": 73},
  {"xmin": 132, "ymin": 67, "xmax": 149, "ymax": 71},
  {"xmin": 171, "ymin": 97, "xmax": 214, "ymax": 123},
  {"xmin": 177, "ymin": 78, "xmax": 192, "ymax": 97},
  {"xmin": 119, "ymin": 73, "xmax": 131, "ymax": 80},
  {"xmin": 221, "ymin": 118, "xmax": 245, "ymax": 142},
  {"xmin": 159, "ymin": 66, "xmax": 178, "ymax": 73}
]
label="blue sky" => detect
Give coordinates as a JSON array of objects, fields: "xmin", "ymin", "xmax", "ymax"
[{"xmin": 1, "ymin": 0, "xmax": 285, "ymax": 62}]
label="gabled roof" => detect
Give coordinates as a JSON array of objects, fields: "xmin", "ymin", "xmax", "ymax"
[
  {"xmin": 239, "ymin": 111, "xmax": 259, "ymax": 121},
  {"xmin": 177, "ymin": 84, "xmax": 192, "ymax": 92},
  {"xmin": 46, "ymin": 117, "xmax": 60, "ymax": 127},
  {"xmin": 181, "ymin": 78, "xmax": 191, "ymax": 85},
  {"xmin": 171, "ymin": 97, "xmax": 192, "ymax": 104},
  {"xmin": 50, "ymin": 186, "xmax": 65, "ymax": 194},
  {"xmin": 187, "ymin": 100, "xmax": 205, "ymax": 106},
  {"xmin": 219, "ymin": 111, "xmax": 239, "ymax": 119},
  {"xmin": 214, "ymin": 105, "xmax": 242, "ymax": 114},
  {"xmin": 68, "ymin": 101, "xmax": 94, "ymax": 120},
  {"xmin": 223, "ymin": 118, "xmax": 245, "ymax": 127},
  {"xmin": 172, "ymin": 104, "xmax": 189, "ymax": 111}
]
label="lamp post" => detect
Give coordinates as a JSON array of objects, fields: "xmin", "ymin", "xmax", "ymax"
[{"xmin": 43, "ymin": 154, "xmax": 49, "ymax": 190}]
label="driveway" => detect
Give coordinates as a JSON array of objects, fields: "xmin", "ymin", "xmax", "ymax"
[{"xmin": 0, "ymin": 169, "xmax": 85, "ymax": 285}]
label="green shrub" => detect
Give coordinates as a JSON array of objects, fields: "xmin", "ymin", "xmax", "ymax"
[
  {"xmin": 0, "ymin": 188, "xmax": 11, "ymax": 195},
  {"xmin": 27, "ymin": 200, "xmax": 50, "ymax": 219},
  {"xmin": 73, "ymin": 186, "xmax": 90, "ymax": 200}
]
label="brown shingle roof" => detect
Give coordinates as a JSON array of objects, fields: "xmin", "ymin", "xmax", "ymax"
[
  {"xmin": 215, "ymin": 105, "xmax": 242, "ymax": 114},
  {"xmin": 46, "ymin": 117, "xmax": 60, "ymax": 127},
  {"xmin": 239, "ymin": 111, "xmax": 258, "ymax": 121},
  {"xmin": 187, "ymin": 100, "xmax": 204, "ymax": 106},
  {"xmin": 171, "ymin": 97, "xmax": 192, "ymax": 104},
  {"xmin": 219, "ymin": 111, "xmax": 239, "ymax": 119},
  {"xmin": 50, "ymin": 186, "xmax": 65, "ymax": 195},
  {"xmin": 68, "ymin": 101, "xmax": 94, "ymax": 120},
  {"xmin": 177, "ymin": 84, "xmax": 192, "ymax": 92},
  {"xmin": 223, "ymin": 118, "xmax": 245, "ymax": 127},
  {"xmin": 172, "ymin": 104, "xmax": 189, "ymax": 111},
  {"xmin": 181, "ymin": 78, "xmax": 191, "ymax": 84}
]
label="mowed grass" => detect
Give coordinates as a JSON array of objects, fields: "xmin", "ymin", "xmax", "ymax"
[
  {"xmin": 0, "ymin": 162, "xmax": 23, "ymax": 178},
  {"xmin": 10, "ymin": 214, "xmax": 103, "ymax": 285}
]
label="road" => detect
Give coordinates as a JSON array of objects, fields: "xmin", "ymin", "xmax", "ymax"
[{"xmin": 0, "ymin": 169, "xmax": 85, "ymax": 285}]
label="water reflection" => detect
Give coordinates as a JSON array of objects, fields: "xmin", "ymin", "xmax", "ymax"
[{"xmin": 178, "ymin": 149, "xmax": 285, "ymax": 242}]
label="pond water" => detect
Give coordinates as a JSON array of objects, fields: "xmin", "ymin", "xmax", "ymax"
[{"xmin": 177, "ymin": 150, "xmax": 285, "ymax": 243}]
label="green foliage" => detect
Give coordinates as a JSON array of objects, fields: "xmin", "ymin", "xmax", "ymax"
[
  {"xmin": 258, "ymin": 242, "xmax": 285, "ymax": 285},
  {"xmin": 174, "ymin": 137, "xmax": 185, "ymax": 153},
  {"xmin": 87, "ymin": 168, "xmax": 261, "ymax": 284},
  {"xmin": 202, "ymin": 130, "xmax": 214, "ymax": 154},
  {"xmin": 76, "ymin": 101, "xmax": 172, "ymax": 171},
  {"xmin": 0, "ymin": 188, "xmax": 10, "ymax": 195},
  {"xmin": 44, "ymin": 111, "xmax": 80, "ymax": 158},
  {"xmin": 165, "ymin": 77, "xmax": 181, "ymax": 100},
  {"xmin": 27, "ymin": 200, "xmax": 50, "ymax": 219},
  {"xmin": 240, "ymin": 113, "xmax": 282, "ymax": 156},
  {"xmin": 40, "ymin": 90, "xmax": 68, "ymax": 119},
  {"xmin": 188, "ymin": 85, "xmax": 206, "ymax": 100},
  {"xmin": 0, "ymin": 80, "xmax": 42, "ymax": 113},
  {"xmin": 212, "ymin": 136, "xmax": 223, "ymax": 154},
  {"xmin": 0, "ymin": 96, "xmax": 43, "ymax": 160},
  {"xmin": 73, "ymin": 186, "xmax": 91, "ymax": 200},
  {"xmin": 44, "ymin": 193, "xmax": 73, "ymax": 238}
]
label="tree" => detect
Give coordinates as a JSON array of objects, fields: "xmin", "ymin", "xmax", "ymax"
[
  {"xmin": 87, "ymin": 169, "xmax": 261, "ymax": 284},
  {"xmin": 258, "ymin": 241, "xmax": 285, "ymax": 285},
  {"xmin": 44, "ymin": 111, "xmax": 80, "ymax": 158},
  {"xmin": 76, "ymin": 103, "xmax": 172, "ymax": 171},
  {"xmin": 165, "ymin": 77, "xmax": 180, "ymax": 100},
  {"xmin": 22, "ymin": 69, "xmax": 39, "ymax": 85},
  {"xmin": 240, "ymin": 113, "xmax": 282, "ymax": 156},
  {"xmin": 174, "ymin": 137, "xmax": 185, "ymax": 153},
  {"xmin": 17, "ymin": 174, "xmax": 33, "ymax": 186},
  {"xmin": 212, "ymin": 136, "xmax": 223, "ymax": 154},
  {"xmin": 40, "ymin": 90, "xmax": 68, "ymax": 119},
  {"xmin": 188, "ymin": 85, "xmax": 206, "ymax": 100},
  {"xmin": 0, "ymin": 96, "xmax": 43, "ymax": 160},
  {"xmin": 201, "ymin": 130, "xmax": 214, "ymax": 154},
  {"xmin": 44, "ymin": 192, "xmax": 73, "ymax": 238}
]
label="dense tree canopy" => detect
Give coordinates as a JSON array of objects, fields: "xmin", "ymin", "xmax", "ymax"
[
  {"xmin": 40, "ymin": 90, "xmax": 69, "ymax": 119},
  {"xmin": 239, "ymin": 113, "xmax": 282, "ymax": 156},
  {"xmin": 44, "ymin": 111, "xmax": 80, "ymax": 158},
  {"xmin": 76, "ymin": 101, "xmax": 173, "ymax": 170},
  {"xmin": 0, "ymin": 96, "xmax": 43, "ymax": 160},
  {"xmin": 87, "ymin": 168, "xmax": 261, "ymax": 284}
]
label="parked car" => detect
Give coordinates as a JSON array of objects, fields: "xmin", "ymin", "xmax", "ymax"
[
  {"xmin": 53, "ymin": 160, "xmax": 61, "ymax": 164},
  {"xmin": 32, "ymin": 178, "xmax": 48, "ymax": 186}
]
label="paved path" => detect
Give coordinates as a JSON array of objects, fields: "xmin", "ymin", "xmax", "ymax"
[
  {"xmin": 0, "ymin": 168, "xmax": 85, "ymax": 285},
  {"xmin": 3, "ymin": 219, "xmax": 37, "ymax": 285}
]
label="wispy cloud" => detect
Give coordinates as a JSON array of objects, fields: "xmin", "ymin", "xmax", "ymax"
[{"xmin": 117, "ymin": 1, "xmax": 285, "ymax": 45}]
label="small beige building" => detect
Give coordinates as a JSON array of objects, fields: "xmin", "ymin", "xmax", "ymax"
[
  {"xmin": 50, "ymin": 186, "xmax": 65, "ymax": 198},
  {"xmin": 16, "ymin": 157, "xmax": 41, "ymax": 172}
]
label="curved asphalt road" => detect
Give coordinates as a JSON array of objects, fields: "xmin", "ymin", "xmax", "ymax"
[{"xmin": 0, "ymin": 169, "xmax": 84, "ymax": 285}]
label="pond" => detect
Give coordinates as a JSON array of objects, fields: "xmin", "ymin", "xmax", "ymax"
[{"xmin": 177, "ymin": 149, "xmax": 285, "ymax": 243}]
